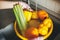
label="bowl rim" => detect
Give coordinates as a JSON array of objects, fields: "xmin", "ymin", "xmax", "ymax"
[{"xmin": 14, "ymin": 19, "xmax": 53, "ymax": 40}]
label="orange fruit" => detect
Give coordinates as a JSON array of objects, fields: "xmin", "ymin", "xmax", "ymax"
[
  {"xmin": 25, "ymin": 27, "xmax": 39, "ymax": 38},
  {"xmin": 38, "ymin": 10, "xmax": 48, "ymax": 20},
  {"xmin": 38, "ymin": 27, "xmax": 48, "ymax": 36},
  {"xmin": 23, "ymin": 10, "xmax": 32, "ymax": 22},
  {"xmin": 43, "ymin": 18, "xmax": 52, "ymax": 28},
  {"xmin": 39, "ymin": 23, "xmax": 44, "ymax": 28},
  {"xmin": 32, "ymin": 11, "xmax": 38, "ymax": 19}
]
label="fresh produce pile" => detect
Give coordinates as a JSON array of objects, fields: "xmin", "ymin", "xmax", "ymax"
[
  {"xmin": 13, "ymin": 3, "xmax": 53, "ymax": 39},
  {"xmin": 24, "ymin": 10, "xmax": 52, "ymax": 39}
]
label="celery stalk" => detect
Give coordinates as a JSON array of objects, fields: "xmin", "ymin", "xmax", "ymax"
[{"xmin": 13, "ymin": 4, "xmax": 27, "ymax": 35}]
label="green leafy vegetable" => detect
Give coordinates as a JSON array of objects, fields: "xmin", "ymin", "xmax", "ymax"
[{"xmin": 13, "ymin": 4, "xmax": 27, "ymax": 35}]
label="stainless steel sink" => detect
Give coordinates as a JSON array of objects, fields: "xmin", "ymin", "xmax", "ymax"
[{"xmin": 0, "ymin": 1, "xmax": 60, "ymax": 40}]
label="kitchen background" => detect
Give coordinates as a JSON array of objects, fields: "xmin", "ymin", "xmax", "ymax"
[
  {"xmin": 31, "ymin": 0, "xmax": 60, "ymax": 14},
  {"xmin": 0, "ymin": 0, "xmax": 60, "ymax": 14}
]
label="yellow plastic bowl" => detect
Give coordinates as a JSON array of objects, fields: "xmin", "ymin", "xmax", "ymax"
[{"xmin": 14, "ymin": 19, "xmax": 53, "ymax": 40}]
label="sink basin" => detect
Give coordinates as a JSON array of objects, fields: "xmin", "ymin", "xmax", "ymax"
[{"xmin": 0, "ymin": 3, "xmax": 60, "ymax": 40}]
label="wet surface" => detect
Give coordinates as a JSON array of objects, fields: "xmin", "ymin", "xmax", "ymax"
[{"xmin": 0, "ymin": 8, "xmax": 60, "ymax": 40}]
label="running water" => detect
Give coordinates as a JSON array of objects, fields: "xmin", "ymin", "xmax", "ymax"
[
  {"xmin": 28, "ymin": 0, "xmax": 30, "ymax": 6},
  {"xmin": 36, "ymin": 0, "xmax": 37, "ymax": 13},
  {"xmin": 27, "ymin": 0, "xmax": 44, "ymax": 40},
  {"xmin": 28, "ymin": 0, "xmax": 33, "ymax": 11}
]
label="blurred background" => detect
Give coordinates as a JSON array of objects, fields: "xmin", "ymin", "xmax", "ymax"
[{"xmin": 0, "ymin": 0, "xmax": 60, "ymax": 13}]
